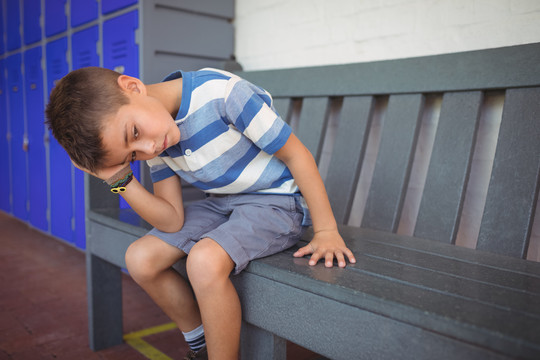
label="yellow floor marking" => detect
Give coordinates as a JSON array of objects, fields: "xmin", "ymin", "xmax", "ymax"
[
  {"xmin": 124, "ymin": 322, "xmax": 178, "ymax": 339},
  {"xmin": 125, "ymin": 337, "xmax": 174, "ymax": 360},
  {"xmin": 123, "ymin": 322, "xmax": 178, "ymax": 360}
]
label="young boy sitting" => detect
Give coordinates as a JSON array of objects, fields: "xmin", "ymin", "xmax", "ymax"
[{"xmin": 46, "ymin": 66, "xmax": 356, "ymax": 360}]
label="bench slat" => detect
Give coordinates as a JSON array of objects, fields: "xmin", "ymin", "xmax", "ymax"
[
  {"xmin": 325, "ymin": 96, "xmax": 375, "ymax": 223},
  {"xmin": 238, "ymin": 43, "xmax": 540, "ymax": 97},
  {"xmin": 414, "ymin": 91, "xmax": 483, "ymax": 243},
  {"xmin": 350, "ymin": 239, "xmax": 540, "ymax": 297},
  {"xmin": 353, "ymin": 252, "xmax": 540, "ymax": 316},
  {"xmin": 295, "ymin": 97, "xmax": 329, "ymax": 163},
  {"xmin": 477, "ymin": 87, "xmax": 540, "ymax": 258},
  {"xmin": 338, "ymin": 226, "xmax": 540, "ymax": 275},
  {"xmin": 362, "ymin": 94, "xmax": 424, "ymax": 231}
]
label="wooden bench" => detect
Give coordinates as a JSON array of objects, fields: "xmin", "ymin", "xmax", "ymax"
[{"xmin": 85, "ymin": 43, "xmax": 540, "ymax": 359}]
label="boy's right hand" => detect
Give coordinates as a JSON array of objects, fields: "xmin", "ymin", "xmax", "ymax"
[{"xmin": 71, "ymin": 160, "xmax": 131, "ymax": 182}]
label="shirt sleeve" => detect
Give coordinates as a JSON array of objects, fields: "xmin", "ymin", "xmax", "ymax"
[
  {"xmin": 224, "ymin": 78, "xmax": 292, "ymax": 155},
  {"xmin": 146, "ymin": 156, "xmax": 176, "ymax": 183}
]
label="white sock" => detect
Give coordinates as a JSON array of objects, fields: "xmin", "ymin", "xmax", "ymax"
[{"xmin": 182, "ymin": 324, "xmax": 206, "ymax": 351}]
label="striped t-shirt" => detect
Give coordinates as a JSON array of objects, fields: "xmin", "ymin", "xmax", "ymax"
[{"xmin": 146, "ymin": 68, "xmax": 299, "ymax": 195}]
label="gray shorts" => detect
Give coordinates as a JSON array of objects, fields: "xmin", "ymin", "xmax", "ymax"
[{"xmin": 147, "ymin": 194, "xmax": 307, "ymax": 274}]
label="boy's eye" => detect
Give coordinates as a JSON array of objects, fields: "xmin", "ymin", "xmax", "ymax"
[
  {"xmin": 131, "ymin": 151, "xmax": 136, "ymax": 163},
  {"xmin": 134, "ymin": 126, "xmax": 139, "ymax": 139}
]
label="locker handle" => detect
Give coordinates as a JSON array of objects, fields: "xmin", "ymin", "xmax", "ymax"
[
  {"xmin": 23, "ymin": 137, "xmax": 29, "ymax": 152},
  {"xmin": 114, "ymin": 65, "xmax": 125, "ymax": 74}
]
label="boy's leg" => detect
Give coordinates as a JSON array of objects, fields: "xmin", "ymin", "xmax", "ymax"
[
  {"xmin": 186, "ymin": 238, "xmax": 240, "ymax": 360},
  {"xmin": 125, "ymin": 235, "xmax": 202, "ymax": 332},
  {"xmin": 182, "ymin": 194, "xmax": 304, "ymax": 359}
]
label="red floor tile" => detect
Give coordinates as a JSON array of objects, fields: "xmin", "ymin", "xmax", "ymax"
[{"xmin": 0, "ymin": 212, "xmax": 326, "ymax": 360}]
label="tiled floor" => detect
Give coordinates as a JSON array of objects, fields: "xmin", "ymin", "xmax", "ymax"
[{"xmin": 0, "ymin": 212, "xmax": 324, "ymax": 360}]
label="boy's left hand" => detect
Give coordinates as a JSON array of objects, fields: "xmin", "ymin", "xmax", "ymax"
[{"xmin": 293, "ymin": 229, "xmax": 356, "ymax": 268}]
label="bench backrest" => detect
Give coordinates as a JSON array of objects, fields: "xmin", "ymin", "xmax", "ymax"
[{"xmin": 239, "ymin": 43, "xmax": 540, "ymax": 260}]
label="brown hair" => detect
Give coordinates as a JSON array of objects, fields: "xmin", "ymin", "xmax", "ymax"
[{"xmin": 45, "ymin": 67, "xmax": 129, "ymax": 172}]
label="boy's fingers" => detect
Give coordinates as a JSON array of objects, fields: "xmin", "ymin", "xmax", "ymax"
[
  {"xmin": 344, "ymin": 248, "xmax": 357, "ymax": 263},
  {"xmin": 293, "ymin": 244, "xmax": 314, "ymax": 258},
  {"xmin": 335, "ymin": 251, "xmax": 346, "ymax": 268},
  {"xmin": 294, "ymin": 242, "xmax": 356, "ymax": 267},
  {"xmin": 292, "ymin": 243, "xmax": 324, "ymax": 266},
  {"xmin": 325, "ymin": 252, "xmax": 334, "ymax": 267},
  {"xmin": 308, "ymin": 251, "xmax": 322, "ymax": 266}
]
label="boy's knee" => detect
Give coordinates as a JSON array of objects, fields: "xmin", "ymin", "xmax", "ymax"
[
  {"xmin": 125, "ymin": 237, "xmax": 160, "ymax": 284},
  {"xmin": 186, "ymin": 238, "xmax": 234, "ymax": 288}
]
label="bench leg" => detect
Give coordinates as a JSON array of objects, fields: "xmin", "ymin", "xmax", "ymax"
[
  {"xmin": 241, "ymin": 322, "xmax": 286, "ymax": 360},
  {"xmin": 86, "ymin": 252, "xmax": 123, "ymax": 350}
]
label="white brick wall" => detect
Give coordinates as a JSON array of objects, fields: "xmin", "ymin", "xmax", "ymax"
[{"xmin": 234, "ymin": 0, "xmax": 540, "ymax": 70}]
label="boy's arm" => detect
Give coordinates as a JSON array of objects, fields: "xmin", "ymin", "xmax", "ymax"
[
  {"xmin": 274, "ymin": 133, "xmax": 356, "ymax": 268},
  {"xmin": 74, "ymin": 162, "xmax": 184, "ymax": 232},
  {"xmin": 121, "ymin": 173, "xmax": 184, "ymax": 232}
]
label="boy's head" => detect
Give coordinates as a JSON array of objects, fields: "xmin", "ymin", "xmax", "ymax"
[{"xmin": 45, "ymin": 67, "xmax": 129, "ymax": 172}]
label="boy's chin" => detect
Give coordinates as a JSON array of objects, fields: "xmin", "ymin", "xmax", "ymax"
[{"xmin": 172, "ymin": 128, "xmax": 181, "ymax": 142}]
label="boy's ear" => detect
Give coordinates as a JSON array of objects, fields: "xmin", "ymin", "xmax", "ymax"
[{"xmin": 117, "ymin": 75, "xmax": 145, "ymax": 95}]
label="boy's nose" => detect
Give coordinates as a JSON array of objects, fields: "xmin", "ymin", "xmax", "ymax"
[{"xmin": 140, "ymin": 140, "xmax": 156, "ymax": 154}]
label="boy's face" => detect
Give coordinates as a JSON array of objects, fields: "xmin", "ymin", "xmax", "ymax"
[{"xmin": 100, "ymin": 89, "xmax": 181, "ymax": 168}]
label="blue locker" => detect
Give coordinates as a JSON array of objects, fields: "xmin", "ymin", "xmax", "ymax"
[
  {"xmin": 24, "ymin": 0, "xmax": 42, "ymax": 45},
  {"xmin": 6, "ymin": 54, "xmax": 28, "ymax": 220},
  {"xmin": 103, "ymin": 10, "xmax": 139, "ymax": 77},
  {"xmin": 71, "ymin": 0, "xmax": 97, "ymax": 28},
  {"xmin": 103, "ymin": 10, "xmax": 140, "ymax": 209},
  {"xmin": 72, "ymin": 26, "xmax": 99, "ymax": 70},
  {"xmin": 102, "ymin": 0, "xmax": 137, "ymax": 15},
  {"xmin": 72, "ymin": 25, "xmax": 99, "ymax": 249},
  {"xmin": 0, "ymin": 59, "xmax": 10, "ymax": 211},
  {"xmin": 25, "ymin": 47, "xmax": 48, "ymax": 231},
  {"xmin": 0, "ymin": 1, "xmax": 5, "ymax": 55},
  {"xmin": 46, "ymin": 37, "xmax": 73, "ymax": 242},
  {"xmin": 45, "ymin": 0, "xmax": 67, "ymax": 37},
  {"xmin": 6, "ymin": 0, "xmax": 21, "ymax": 51}
]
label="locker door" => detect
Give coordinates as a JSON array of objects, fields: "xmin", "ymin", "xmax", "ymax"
[
  {"xmin": 72, "ymin": 26, "xmax": 99, "ymax": 69},
  {"xmin": 72, "ymin": 25, "xmax": 99, "ymax": 249},
  {"xmin": 71, "ymin": 0, "xmax": 98, "ymax": 28},
  {"xmin": 0, "ymin": 59, "xmax": 10, "ymax": 211},
  {"xmin": 24, "ymin": 0, "xmax": 42, "ymax": 45},
  {"xmin": 103, "ymin": 10, "xmax": 139, "ymax": 77},
  {"xmin": 103, "ymin": 10, "xmax": 140, "ymax": 209},
  {"xmin": 46, "ymin": 37, "xmax": 73, "ymax": 242},
  {"xmin": 45, "ymin": 0, "xmax": 67, "ymax": 37},
  {"xmin": 6, "ymin": 0, "xmax": 21, "ymax": 51},
  {"xmin": 25, "ymin": 47, "xmax": 48, "ymax": 231},
  {"xmin": 102, "ymin": 0, "xmax": 137, "ymax": 15},
  {"xmin": 6, "ymin": 54, "xmax": 27, "ymax": 220},
  {"xmin": 0, "ymin": 1, "xmax": 5, "ymax": 55}
]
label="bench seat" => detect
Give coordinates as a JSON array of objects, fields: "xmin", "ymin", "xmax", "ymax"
[
  {"xmin": 86, "ymin": 209, "xmax": 540, "ymax": 359},
  {"xmin": 237, "ymin": 227, "xmax": 540, "ymax": 359}
]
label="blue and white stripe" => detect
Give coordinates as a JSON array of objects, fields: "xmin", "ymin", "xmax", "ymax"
[{"xmin": 147, "ymin": 68, "xmax": 298, "ymax": 195}]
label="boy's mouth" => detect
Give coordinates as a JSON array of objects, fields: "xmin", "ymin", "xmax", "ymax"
[{"xmin": 162, "ymin": 137, "xmax": 168, "ymax": 152}]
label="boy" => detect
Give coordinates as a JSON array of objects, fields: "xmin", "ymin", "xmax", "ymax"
[{"xmin": 46, "ymin": 67, "xmax": 355, "ymax": 360}]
